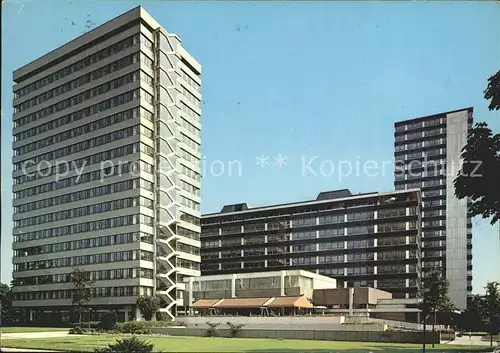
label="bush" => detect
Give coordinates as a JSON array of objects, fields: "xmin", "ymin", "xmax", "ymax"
[
  {"xmin": 69, "ymin": 326, "xmax": 84, "ymax": 335},
  {"xmin": 136, "ymin": 296, "xmax": 160, "ymax": 321},
  {"xmin": 206, "ymin": 322, "xmax": 220, "ymax": 337},
  {"xmin": 226, "ymin": 322, "xmax": 244, "ymax": 338},
  {"xmin": 73, "ymin": 321, "xmax": 100, "ymax": 329},
  {"xmin": 99, "ymin": 311, "xmax": 117, "ymax": 331},
  {"xmin": 116, "ymin": 321, "xmax": 152, "ymax": 335},
  {"xmin": 94, "ymin": 336, "xmax": 154, "ymax": 353}
]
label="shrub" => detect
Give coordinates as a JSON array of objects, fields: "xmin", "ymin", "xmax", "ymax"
[
  {"xmin": 206, "ymin": 321, "xmax": 220, "ymax": 337},
  {"xmin": 69, "ymin": 326, "xmax": 85, "ymax": 335},
  {"xmin": 226, "ymin": 322, "xmax": 244, "ymax": 338},
  {"xmin": 116, "ymin": 321, "xmax": 152, "ymax": 335},
  {"xmin": 73, "ymin": 321, "xmax": 100, "ymax": 329},
  {"xmin": 94, "ymin": 336, "xmax": 154, "ymax": 353},
  {"xmin": 99, "ymin": 311, "xmax": 117, "ymax": 331},
  {"xmin": 136, "ymin": 296, "xmax": 160, "ymax": 321}
]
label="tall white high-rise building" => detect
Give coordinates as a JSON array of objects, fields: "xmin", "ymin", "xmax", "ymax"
[
  {"xmin": 11, "ymin": 6, "xmax": 202, "ymax": 322},
  {"xmin": 394, "ymin": 108, "xmax": 473, "ymax": 310}
]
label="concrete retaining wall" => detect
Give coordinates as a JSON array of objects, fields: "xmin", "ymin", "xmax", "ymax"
[
  {"xmin": 182, "ymin": 316, "xmax": 349, "ymax": 330},
  {"xmin": 152, "ymin": 327, "xmax": 440, "ymax": 344},
  {"xmin": 440, "ymin": 332, "xmax": 455, "ymax": 342}
]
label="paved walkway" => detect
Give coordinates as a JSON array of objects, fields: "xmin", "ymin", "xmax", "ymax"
[
  {"xmin": 1, "ymin": 348, "xmax": 62, "ymax": 352},
  {"xmin": 443, "ymin": 334, "xmax": 498, "ymax": 346},
  {"xmin": 1, "ymin": 331, "xmax": 72, "ymax": 352},
  {"xmin": 0, "ymin": 331, "xmax": 70, "ymax": 340}
]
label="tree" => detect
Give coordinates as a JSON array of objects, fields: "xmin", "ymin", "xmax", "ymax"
[
  {"xmin": 454, "ymin": 69, "xmax": 500, "ymax": 225},
  {"xmin": 479, "ymin": 281, "xmax": 500, "ymax": 347},
  {"xmin": 423, "ymin": 267, "xmax": 455, "ymax": 347},
  {"xmin": 0, "ymin": 282, "xmax": 12, "ymax": 322},
  {"xmin": 454, "ymin": 295, "xmax": 484, "ymax": 332},
  {"xmin": 136, "ymin": 295, "xmax": 160, "ymax": 321},
  {"xmin": 71, "ymin": 267, "xmax": 95, "ymax": 325}
]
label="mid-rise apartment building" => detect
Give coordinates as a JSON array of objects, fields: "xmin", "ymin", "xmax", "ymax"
[
  {"xmin": 201, "ymin": 189, "xmax": 423, "ymax": 299},
  {"xmin": 394, "ymin": 108, "xmax": 473, "ymax": 310},
  {"xmin": 11, "ymin": 6, "xmax": 202, "ymax": 322}
]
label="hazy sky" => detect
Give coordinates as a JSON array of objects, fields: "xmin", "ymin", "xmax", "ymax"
[{"xmin": 1, "ymin": 0, "xmax": 499, "ymax": 291}]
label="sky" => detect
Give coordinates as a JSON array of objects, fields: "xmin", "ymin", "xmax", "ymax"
[{"xmin": 1, "ymin": 0, "xmax": 499, "ymax": 293}]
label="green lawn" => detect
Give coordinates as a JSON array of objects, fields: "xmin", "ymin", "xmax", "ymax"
[
  {"xmin": 1, "ymin": 335, "xmax": 495, "ymax": 353},
  {"xmin": 0, "ymin": 327, "xmax": 69, "ymax": 333}
]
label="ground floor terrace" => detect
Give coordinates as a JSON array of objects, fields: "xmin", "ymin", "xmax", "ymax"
[
  {"xmin": 10, "ymin": 304, "xmax": 140, "ymax": 325},
  {"xmin": 190, "ymin": 295, "xmax": 314, "ymax": 316}
]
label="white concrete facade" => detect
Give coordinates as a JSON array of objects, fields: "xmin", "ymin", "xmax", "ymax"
[{"xmin": 11, "ymin": 6, "xmax": 201, "ymax": 321}]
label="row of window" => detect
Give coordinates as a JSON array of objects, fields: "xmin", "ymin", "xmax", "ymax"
[
  {"xmin": 14, "ymin": 250, "xmax": 140, "ymax": 272},
  {"xmin": 207, "ymin": 245, "xmax": 420, "ymax": 260},
  {"xmin": 14, "ymin": 214, "xmax": 153, "ymax": 243},
  {"xmin": 14, "ymin": 161, "xmax": 152, "ymax": 202},
  {"xmin": 14, "ymin": 70, "xmax": 140, "ymax": 127},
  {"xmin": 377, "ymin": 279, "xmax": 408, "ymax": 288},
  {"xmin": 177, "ymin": 259, "xmax": 200, "ymax": 271},
  {"xmin": 318, "ymin": 214, "xmax": 343, "ymax": 225},
  {"xmin": 140, "ymin": 70, "xmax": 154, "ymax": 87},
  {"xmin": 14, "ymin": 142, "xmax": 142, "ymax": 185},
  {"xmin": 396, "ymin": 118, "xmax": 443, "ymax": 132},
  {"xmin": 180, "ymin": 117, "xmax": 200, "ymax": 138},
  {"xmin": 180, "ymin": 164, "xmax": 201, "ymax": 182},
  {"xmin": 12, "ymin": 267, "xmax": 154, "ymax": 286},
  {"xmin": 423, "ymin": 200, "xmax": 445, "ymax": 208},
  {"xmin": 15, "ymin": 53, "xmax": 139, "ymax": 114},
  {"xmin": 14, "ymin": 232, "xmax": 152, "ymax": 257},
  {"xmin": 13, "ymin": 286, "xmax": 141, "ymax": 301},
  {"xmin": 14, "ymin": 34, "xmax": 139, "ymax": 99},
  {"xmin": 181, "ymin": 101, "xmax": 200, "ymax": 121},
  {"xmin": 181, "ymin": 148, "xmax": 200, "ymax": 166},
  {"xmin": 378, "ymin": 264, "xmax": 415, "ymax": 274},
  {"xmin": 141, "ymin": 143, "xmax": 155, "ymax": 157},
  {"xmin": 378, "ymin": 250, "xmax": 411, "ymax": 260},
  {"xmin": 177, "ymin": 226, "xmax": 200, "ymax": 241},
  {"xmin": 378, "ymin": 236, "xmax": 413, "ymax": 246},
  {"xmin": 13, "ymin": 89, "xmax": 146, "ymax": 142},
  {"xmin": 14, "ymin": 178, "xmax": 147, "ymax": 213},
  {"xmin": 179, "ymin": 179, "xmax": 200, "ymax": 197},
  {"xmin": 14, "ymin": 125, "xmax": 138, "ymax": 171},
  {"xmin": 209, "ymin": 211, "xmax": 415, "ymax": 236},
  {"xmin": 14, "ymin": 105, "xmax": 140, "ymax": 156},
  {"xmin": 180, "ymin": 196, "xmax": 200, "ymax": 211},
  {"xmin": 14, "ymin": 196, "xmax": 152, "ymax": 228},
  {"xmin": 395, "ymin": 139, "xmax": 445, "ymax": 152},
  {"xmin": 176, "ymin": 243, "xmax": 200, "ymax": 256},
  {"xmin": 180, "ymin": 85, "xmax": 201, "ymax": 108},
  {"xmin": 180, "ymin": 69, "xmax": 201, "ymax": 90},
  {"xmin": 180, "ymin": 212, "xmax": 201, "ymax": 226},
  {"xmin": 202, "ymin": 231, "xmax": 417, "ymax": 249},
  {"xmin": 181, "ymin": 133, "xmax": 200, "ymax": 152},
  {"xmin": 395, "ymin": 128, "xmax": 443, "ymax": 142},
  {"xmin": 141, "ymin": 52, "xmax": 153, "ymax": 69}
]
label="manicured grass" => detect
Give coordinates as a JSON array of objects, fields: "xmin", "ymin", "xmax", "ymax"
[
  {"xmin": 1, "ymin": 335, "xmax": 495, "ymax": 353},
  {"xmin": 0, "ymin": 326, "xmax": 69, "ymax": 333}
]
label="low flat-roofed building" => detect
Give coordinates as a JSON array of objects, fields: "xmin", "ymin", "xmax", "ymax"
[
  {"xmin": 313, "ymin": 287, "xmax": 420, "ymax": 322},
  {"xmin": 183, "ymin": 269, "xmax": 337, "ymax": 307},
  {"xmin": 183, "ymin": 270, "xmax": 421, "ymax": 322}
]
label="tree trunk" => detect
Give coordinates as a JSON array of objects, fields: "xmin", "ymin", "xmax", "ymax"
[
  {"xmin": 491, "ymin": 333, "xmax": 493, "ymax": 347},
  {"xmin": 423, "ymin": 316, "xmax": 427, "ymax": 353},
  {"xmin": 432, "ymin": 310, "xmax": 436, "ymax": 347}
]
